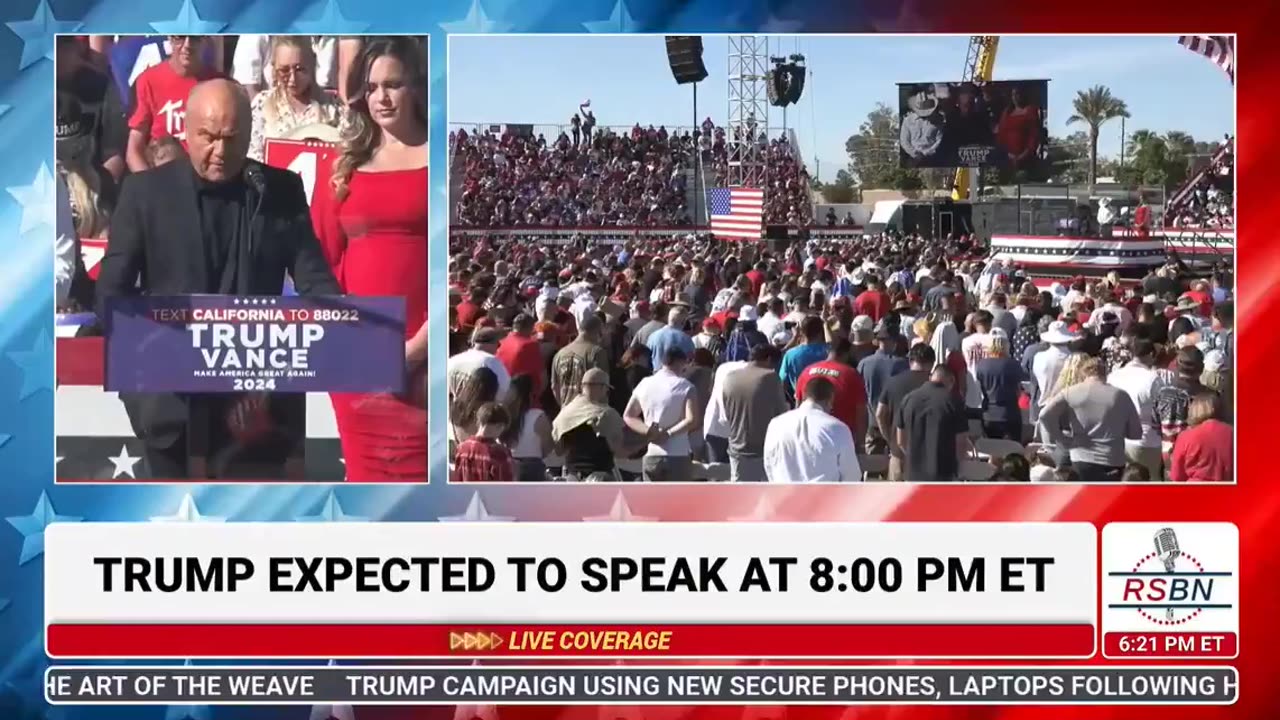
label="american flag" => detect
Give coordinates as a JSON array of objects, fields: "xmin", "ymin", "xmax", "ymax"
[
  {"xmin": 707, "ymin": 187, "xmax": 764, "ymax": 239},
  {"xmin": 1179, "ymin": 35, "xmax": 1235, "ymax": 83}
]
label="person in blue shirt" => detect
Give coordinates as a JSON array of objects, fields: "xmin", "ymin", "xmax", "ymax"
[
  {"xmin": 857, "ymin": 326, "xmax": 910, "ymax": 449},
  {"xmin": 645, "ymin": 306, "xmax": 695, "ymax": 368},
  {"xmin": 722, "ymin": 305, "xmax": 768, "ymax": 363},
  {"xmin": 779, "ymin": 315, "xmax": 830, "ymax": 404}
]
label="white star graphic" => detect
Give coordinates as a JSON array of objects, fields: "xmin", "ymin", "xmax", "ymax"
[
  {"xmin": 291, "ymin": 0, "xmax": 371, "ymax": 33},
  {"xmin": 7, "ymin": 163, "xmax": 56, "ymax": 235},
  {"xmin": 310, "ymin": 661, "xmax": 355, "ymax": 720},
  {"xmin": 440, "ymin": 0, "xmax": 511, "ymax": 33},
  {"xmin": 439, "ymin": 492, "xmax": 514, "ymax": 522},
  {"xmin": 5, "ymin": 0, "xmax": 83, "ymax": 70},
  {"xmin": 150, "ymin": 0, "xmax": 227, "ymax": 34},
  {"xmin": 0, "ymin": 434, "xmax": 10, "ymax": 449},
  {"xmin": 5, "ymin": 491, "xmax": 83, "ymax": 565},
  {"xmin": 584, "ymin": 492, "xmax": 655, "ymax": 522},
  {"xmin": 150, "ymin": 493, "xmax": 226, "ymax": 522},
  {"xmin": 108, "ymin": 444, "xmax": 141, "ymax": 480},
  {"xmin": 297, "ymin": 491, "xmax": 368, "ymax": 522},
  {"xmin": 728, "ymin": 494, "xmax": 778, "ymax": 522},
  {"xmin": 7, "ymin": 326, "xmax": 52, "ymax": 400},
  {"xmin": 583, "ymin": 0, "xmax": 638, "ymax": 32}
]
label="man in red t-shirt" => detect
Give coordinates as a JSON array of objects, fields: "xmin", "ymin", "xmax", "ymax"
[
  {"xmin": 745, "ymin": 261, "xmax": 767, "ymax": 299},
  {"xmin": 126, "ymin": 35, "xmax": 222, "ymax": 172},
  {"xmin": 854, "ymin": 275, "xmax": 891, "ymax": 322},
  {"xmin": 496, "ymin": 313, "xmax": 546, "ymax": 407},
  {"xmin": 455, "ymin": 287, "xmax": 488, "ymax": 332},
  {"xmin": 794, "ymin": 337, "xmax": 868, "ymax": 450}
]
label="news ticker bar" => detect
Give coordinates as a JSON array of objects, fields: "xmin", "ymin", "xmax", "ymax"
[
  {"xmin": 46, "ymin": 666, "xmax": 1238, "ymax": 706},
  {"xmin": 44, "ymin": 623, "xmax": 1097, "ymax": 658}
]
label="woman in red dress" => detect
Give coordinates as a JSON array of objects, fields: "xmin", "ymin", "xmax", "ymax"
[{"xmin": 311, "ymin": 37, "xmax": 428, "ymax": 481}]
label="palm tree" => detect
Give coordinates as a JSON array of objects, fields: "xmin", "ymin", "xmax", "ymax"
[
  {"xmin": 1067, "ymin": 85, "xmax": 1130, "ymax": 186},
  {"xmin": 1128, "ymin": 129, "xmax": 1157, "ymax": 160}
]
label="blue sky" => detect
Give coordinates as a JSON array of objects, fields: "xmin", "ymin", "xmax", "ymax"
[{"xmin": 449, "ymin": 35, "xmax": 1235, "ymax": 182}]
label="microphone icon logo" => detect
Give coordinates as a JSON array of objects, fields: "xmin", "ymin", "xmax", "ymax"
[{"xmin": 1153, "ymin": 528, "xmax": 1181, "ymax": 621}]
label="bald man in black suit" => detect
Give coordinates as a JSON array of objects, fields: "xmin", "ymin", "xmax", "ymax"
[{"xmin": 97, "ymin": 79, "xmax": 341, "ymax": 479}]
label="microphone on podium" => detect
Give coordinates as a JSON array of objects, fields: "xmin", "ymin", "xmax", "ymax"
[{"xmin": 243, "ymin": 163, "xmax": 267, "ymax": 196}]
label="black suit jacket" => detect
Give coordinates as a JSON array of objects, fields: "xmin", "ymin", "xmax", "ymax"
[
  {"xmin": 97, "ymin": 157, "xmax": 339, "ymax": 302},
  {"xmin": 96, "ymin": 158, "xmax": 341, "ymax": 471}
]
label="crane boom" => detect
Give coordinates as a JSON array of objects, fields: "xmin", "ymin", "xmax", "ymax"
[{"xmin": 952, "ymin": 36, "xmax": 999, "ymax": 200}]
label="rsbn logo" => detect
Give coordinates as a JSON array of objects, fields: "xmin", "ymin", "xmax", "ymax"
[{"xmin": 1107, "ymin": 528, "xmax": 1234, "ymax": 626}]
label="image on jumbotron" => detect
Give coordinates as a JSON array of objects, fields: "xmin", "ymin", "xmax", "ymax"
[
  {"xmin": 54, "ymin": 34, "xmax": 429, "ymax": 483},
  {"xmin": 446, "ymin": 34, "xmax": 1234, "ymax": 485}
]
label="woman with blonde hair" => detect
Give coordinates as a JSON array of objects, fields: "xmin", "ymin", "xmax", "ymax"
[
  {"xmin": 248, "ymin": 35, "xmax": 348, "ymax": 161},
  {"xmin": 311, "ymin": 37, "xmax": 428, "ymax": 482},
  {"xmin": 1045, "ymin": 352, "xmax": 1093, "ymax": 404}
]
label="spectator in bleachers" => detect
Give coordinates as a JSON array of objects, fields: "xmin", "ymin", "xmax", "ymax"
[
  {"xmin": 56, "ymin": 36, "xmax": 127, "ymax": 185},
  {"xmin": 248, "ymin": 36, "xmax": 349, "ymax": 161},
  {"xmin": 56, "ymin": 95, "xmax": 112, "ymax": 241},
  {"xmin": 126, "ymin": 36, "xmax": 223, "ymax": 173},
  {"xmin": 232, "ymin": 35, "xmax": 339, "ymax": 99}
]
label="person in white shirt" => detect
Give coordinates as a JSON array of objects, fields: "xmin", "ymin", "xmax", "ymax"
[
  {"xmin": 702, "ymin": 359, "xmax": 749, "ymax": 463},
  {"xmin": 959, "ymin": 310, "xmax": 993, "ymax": 415},
  {"xmin": 1087, "ymin": 292, "xmax": 1134, "ymax": 334},
  {"xmin": 763, "ymin": 377, "xmax": 862, "ymax": 483},
  {"xmin": 756, "ymin": 298, "xmax": 786, "ymax": 340},
  {"xmin": 1106, "ymin": 338, "xmax": 1169, "ymax": 480},
  {"xmin": 625, "ymin": 347, "xmax": 699, "ymax": 482},
  {"xmin": 446, "ymin": 327, "xmax": 512, "ymax": 401},
  {"xmin": 1032, "ymin": 320, "xmax": 1078, "ymax": 441},
  {"xmin": 783, "ymin": 296, "xmax": 808, "ymax": 327}
]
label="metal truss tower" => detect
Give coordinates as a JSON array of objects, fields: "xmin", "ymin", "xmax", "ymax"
[{"xmin": 726, "ymin": 35, "xmax": 769, "ymax": 189}]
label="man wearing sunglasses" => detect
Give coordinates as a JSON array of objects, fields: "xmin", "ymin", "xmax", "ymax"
[{"xmin": 125, "ymin": 35, "xmax": 224, "ymax": 173}]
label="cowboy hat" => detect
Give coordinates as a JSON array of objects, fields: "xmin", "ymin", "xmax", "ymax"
[
  {"xmin": 907, "ymin": 89, "xmax": 939, "ymax": 117},
  {"xmin": 1040, "ymin": 320, "xmax": 1079, "ymax": 345}
]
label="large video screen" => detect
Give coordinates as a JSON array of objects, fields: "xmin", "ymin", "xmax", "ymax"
[{"xmin": 897, "ymin": 79, "xmax": 1048, "ymax": 176}]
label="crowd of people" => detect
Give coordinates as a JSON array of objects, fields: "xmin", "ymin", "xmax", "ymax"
[
  {"xmin": 449, "ymin": 122, "xmax": 693, "ymax": 227},
  {"xmin": 55, "ymin": 34, "xmax": 429, "ymax": 481},
  {"xmin": 448, "ymin": 114, "xmax": 813, "ymax": 229},
  {"xmin": 446, "ymin": 230, "xmax": 1234, "ymax": 483},
  {"xmin": 1167, "ymin": 137, "xmax": 1234, "ymax": 230}
]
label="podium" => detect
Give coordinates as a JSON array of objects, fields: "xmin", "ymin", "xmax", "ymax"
[{"xmin": 101, "ymin": 294, "xmax": 405, "ymax": 480}]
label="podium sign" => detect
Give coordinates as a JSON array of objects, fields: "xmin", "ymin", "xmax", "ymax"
[
  {"xmin": 264, "ymin": 139, "xmax": 338, "ymax": 205},
  {"xmin": 104, "ymin": 295, "xmax": 405, "ymax": 394}
]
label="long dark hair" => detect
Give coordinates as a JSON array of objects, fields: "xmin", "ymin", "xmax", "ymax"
[
  {"xmin": 332, "ymin": 36, "xmax": 428, "ymax": 201},
  {"xmin": 450, "ymin": 367, "xmax": 498, "ymax": 431},
  {"xmin": 501, "ymin": 374, "xmax": 535, "ymax": 445}
]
